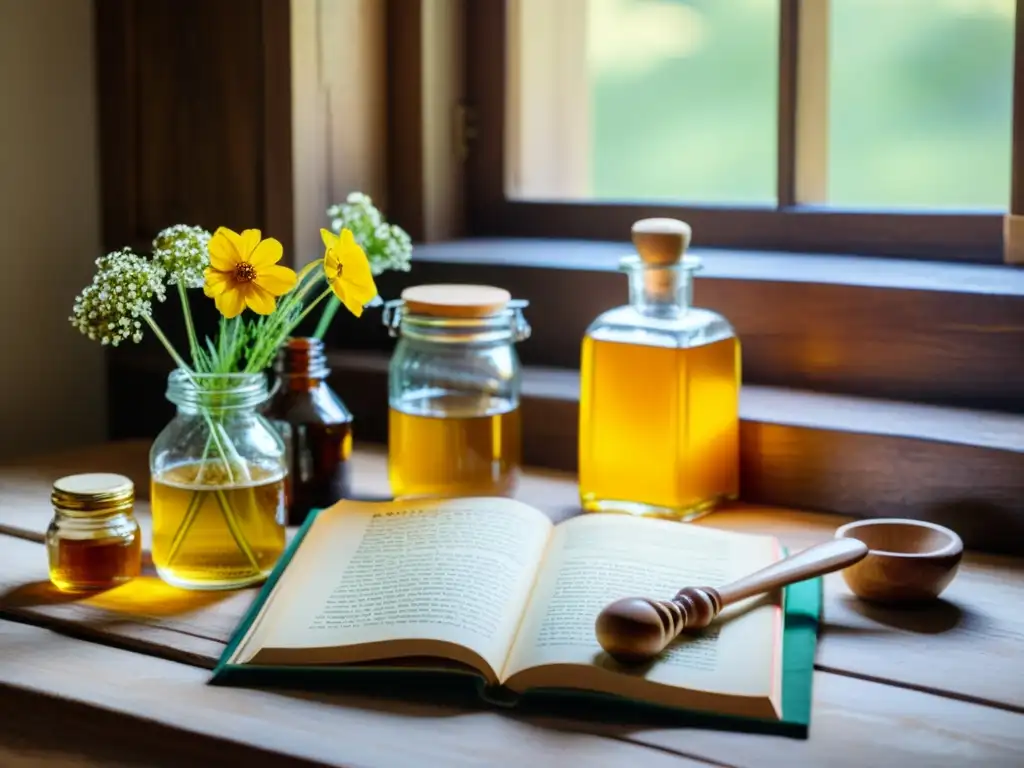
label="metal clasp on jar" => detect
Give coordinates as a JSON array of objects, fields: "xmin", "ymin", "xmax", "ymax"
[
  {"xmin": 508, "ymin": 300, "xmax": 532, "ymax": 342},
  {"xmin": 383, "ymin": 298, "xmax": 532, "ymax": 342},
  {"xmin": 382, "ymin": 299, "xmax": 405, "ymax": 338}
]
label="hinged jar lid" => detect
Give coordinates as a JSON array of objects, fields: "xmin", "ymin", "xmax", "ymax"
[
  {"xmin": 400, "ymin": 284, "xmax": 512, "ymax": 318},
  {"xmin": 383, "ymin": 283, "xmax": 530, "ymax": 342}
]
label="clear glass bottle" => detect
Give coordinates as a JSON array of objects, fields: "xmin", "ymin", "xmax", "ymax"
[
  {"xmin": 150, "ymin": 370, "xmax": 288, "ymax": 590},
  {"xmin": 266, "ymin": 337, "xmax": 354, "ymax": 527},
  {"xmin": 46, "ymin": 473, "xmax": 142, "ymax": 592},
  {"xmin": 579, "ymin": 218, "xmax": 741, "ymax": 520},
  {"xmin": 383, "ymin": 284, "xmax": 531, "ymax": 499}
]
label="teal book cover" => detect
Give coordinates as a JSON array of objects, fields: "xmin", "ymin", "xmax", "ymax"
[{"xmin": 211, "ymin": 506, "xmax": 822, "ymax": 740}]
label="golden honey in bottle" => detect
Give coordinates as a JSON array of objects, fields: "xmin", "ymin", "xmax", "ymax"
[
  {"xmin": 383, "ymin": 284, "xmax": 531, "ymax": 499},
  {"xmin": 579, "ymin": 218, "xmax": 740, "ymax": 520}
]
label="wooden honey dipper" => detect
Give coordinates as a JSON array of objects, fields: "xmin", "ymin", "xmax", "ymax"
[{"xmin": 595, "ymin": 538, "xmax": 869, "ymax": 663}]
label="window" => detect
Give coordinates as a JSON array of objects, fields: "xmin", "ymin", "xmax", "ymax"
[
  {"xmin": 826, "ymin": 0, "xmax": 1013, "ymax": 210},
  {"xmin": 466, "ymin": 0, "xmax": 1021, "ymax": 261},
  {"xmin": 325, "ymin": 0, "xmax": 1024, "ymax": 442}
]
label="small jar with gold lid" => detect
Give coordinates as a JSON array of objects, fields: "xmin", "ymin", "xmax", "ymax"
[
  {"xmin": 383, "ymin": 284, "xmax": 531, "ymax": 499},
  {"xmin": 46, "ymin": 473, "xmax": 142, "ymax": 592}
]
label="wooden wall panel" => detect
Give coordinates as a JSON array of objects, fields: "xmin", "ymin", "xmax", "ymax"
[
  {"xmin": 94, "ymin": 0, "xmax": 293, "ymax": 254},
  {"xmin": 319, "ymin": 252, "xmax": 1024, "ymax": 414}
]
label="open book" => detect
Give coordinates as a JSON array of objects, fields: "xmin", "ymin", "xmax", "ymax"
[{"xmin": 216, "ymin": 497, "xmax": 815, "ymax": 727}]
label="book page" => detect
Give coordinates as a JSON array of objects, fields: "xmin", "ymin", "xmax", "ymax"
[
  {"xmin": 502, "ymin": 515, "xmax": 782, "ymax": 704},
  {"xmin": 233, "ymin": 497, "xmax": 552, "ymax": 680}
]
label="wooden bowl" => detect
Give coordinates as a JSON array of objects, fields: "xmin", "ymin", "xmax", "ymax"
[{"xmin": 834, "ymin": 519, "xmax": 964, "ymax": 603}]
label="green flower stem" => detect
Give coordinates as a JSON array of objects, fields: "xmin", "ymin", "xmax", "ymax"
[
  {"xmin": 272, "ymin": 262, "xmax": 324, "ymax": 325},
  {"xmin": 177, "ymin": 281, "xmax": 201, "ymax": 368},
  {"xmin": 294, "ymin": 287, "xmax": 335, "ymax": 329},
  {"xmin": 265, "ymin": 260, "xmax": 322, "ymax": 328},
  {"xmin": 164, "ymin": 484, "xmax": 204, "ymax": 566},
  {"xmin": 313, "ymin": 295, "xmax": 341, "ymax": 340},
  {"xmin": 215, "ymin": 487, "xmax": 262, "ymax": 574},
  {"xmin": 164, "ymin": 430, "xmax": 215, "ymax": 567},
  {"xmin": 266, "ymin": 261, "xmax": 324, "ymax": 331},
  {"xmin": 244, "ymin": 286, "xmax": 332, "ymax": 374},
  {"xmin": 200, "ymin": 412, "xmax": 238, "ymax": 484},
  {"xmin": 143, "ymin": 316, "xmax": 194, "ymax": 378},
  {"xmin": 163, "ymin": 414, "xmax": 259, "ymax": 574},
  {"xmin": 163, "ymin": 476, "xmax": 261, "ymax": 575},
  {"xmin": 242, "ymin": 268, "xmax": 328, "ymax": 373},
  {"xmin": 224, "ymin": 317, "xmax": 243, "ymax": 373},
  {"xmin": 293, "ymin": 258, "xmax": 327, "ymax": 294}
]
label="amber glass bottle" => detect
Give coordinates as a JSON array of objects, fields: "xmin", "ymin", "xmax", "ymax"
[
  {"xmin": 578, "ymin": 218, "xmax": 741, "ymax": 521},
  {"xmin": 267, "ymin": 338, "xmax": 354, "ymax": 525}
]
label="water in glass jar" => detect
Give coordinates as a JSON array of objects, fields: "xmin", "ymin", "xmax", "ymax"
[
  {"xmin": 388, "ymin": 392, "xmax": 521, "ymax": 498},
  {"xmin": 150, "ymin": 462, "xmax": 287, "ymax": 589}
]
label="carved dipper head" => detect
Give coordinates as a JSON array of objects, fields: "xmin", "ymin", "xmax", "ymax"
[{"xmin": 595, "ymin": 587, "xmax": 722, "ymax": 664}]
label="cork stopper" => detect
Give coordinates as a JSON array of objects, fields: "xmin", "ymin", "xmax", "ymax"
[
  {"xmin": 628, "ymin": 219, "xmax": 695, "ymax": 308},
  {"xmin": 401, "ymin": 284, "xmax": 512, "ymax": 318},
  {"xmin": 631, "ymin": 218, "xmax": 692, "ymax": 266}
]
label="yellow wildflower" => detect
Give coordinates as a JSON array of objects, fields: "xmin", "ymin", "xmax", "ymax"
[
  {"xmin": 203, "ymin": 228, "xmax": 297, "ymax": 318},
  {"xmin": 320, "ymin": 228, "xmax": 378, "ymax": 317}
]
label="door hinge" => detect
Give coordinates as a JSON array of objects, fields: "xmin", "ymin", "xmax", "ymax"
[{"xmin": 455, "ymin": 103, "xmax": 479, "ymax": 162}]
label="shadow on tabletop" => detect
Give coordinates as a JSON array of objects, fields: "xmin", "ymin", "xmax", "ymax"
[
  {"xmin": 214, "ymin": 669, "xmax": 488, "ymax": 719},
  {"xmin": 0, "ymin": 573, "xmax": 234, "ymax": 618},
  {"xmin": 216, "ymin": 663, "xmax": 808, "ymax": 739},
  {"xmin": 835, "ymin": 593, "xmax": 965, "ymax": 635}
]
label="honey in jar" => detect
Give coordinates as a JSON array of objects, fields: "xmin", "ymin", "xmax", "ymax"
[{"xmin": 46, "ymin": 473, "xmax": 142, "ymax": 592}]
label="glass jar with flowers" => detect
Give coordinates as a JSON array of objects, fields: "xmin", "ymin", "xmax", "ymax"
[{"xmin": 70, "ymin": 223, "xmax": 378, "ymax": 590}]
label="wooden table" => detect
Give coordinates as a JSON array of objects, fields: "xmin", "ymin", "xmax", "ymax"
[{"xmin": 1, "ymin": 441, "xmax": 1022, "ymax": 767}]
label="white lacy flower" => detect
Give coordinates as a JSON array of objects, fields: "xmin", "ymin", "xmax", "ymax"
[
  {"xmin": 152, "ymin": 224, "xmax": 212, "ymax": 288},
  {"xmin": 69, "ymin": 249, "xmax": 167, "ymax": 345},
  {"xmin": 326, "ymin": 192, "xmax": 412, "ymax": 276}
]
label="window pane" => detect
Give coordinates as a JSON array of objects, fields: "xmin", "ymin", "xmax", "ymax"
[
  {"xmin": 507, "ymin": 0, "xmax": 779, "ymax": 204},
  {"xmin": 588, "ymin": 0, "xmax": 778, "ymax": 203},
  {"xmin": 827, "ymin": 0, "xmax": 1014, "ymax": 210}
]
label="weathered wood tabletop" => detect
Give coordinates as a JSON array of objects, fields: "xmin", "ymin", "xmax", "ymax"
[{"xmin": 1, "ymin": 441, "xmax": 1022, "ymax": 767}]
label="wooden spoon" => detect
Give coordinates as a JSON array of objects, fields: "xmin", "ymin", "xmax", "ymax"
[{"xmin": 595, "ymin": 538, "xmax": 869, "ymax": 664}]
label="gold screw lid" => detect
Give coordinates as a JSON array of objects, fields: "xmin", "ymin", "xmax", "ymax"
[
  {"xmin": 51, "ymin": 473, "xmax": 134, "ymax": 515},
  {"xmin": 401, "ymin": 284, "xmax": 512, "ymax": 318}
]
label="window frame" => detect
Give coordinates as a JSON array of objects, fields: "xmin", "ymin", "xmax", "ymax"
[
  {"xmin": 364, "ymin": 0, "xmax": 1024, "ymax": 417},
  {"xmin": 462, "ymin": 0, "xmax": 1021, "ymax": 264}
]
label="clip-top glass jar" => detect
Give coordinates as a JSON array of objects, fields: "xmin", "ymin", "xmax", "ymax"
[
  {"xmin": 47, "ymin": 473, "xmax": 142, "ymax": 592},
  {"xmin": 383, "ymin": 284, "xmax": 531, "ymax": 499}
]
